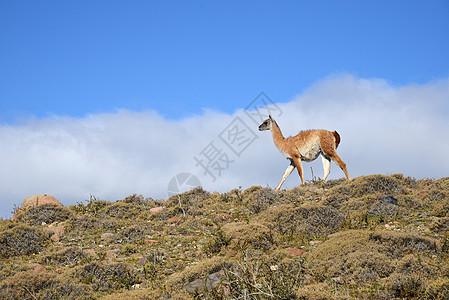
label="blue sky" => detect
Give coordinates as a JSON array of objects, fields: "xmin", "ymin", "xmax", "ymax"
[
  {"xmin": 1, "ymin": 1, "xmax": 449, "ymax": 218},
  {"xmin": 1, "ymin": 0, "xmax": 448, "ymax": 122}
]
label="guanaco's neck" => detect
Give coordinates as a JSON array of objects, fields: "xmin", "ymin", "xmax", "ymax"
[{"xmin": 271, "ymin": 120, "xmax": 287, "ymax": 151}]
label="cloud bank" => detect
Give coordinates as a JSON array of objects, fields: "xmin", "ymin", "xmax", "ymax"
[{"xmin": 1, "ymin": 75, "xmax": 448, "ymax": 218}]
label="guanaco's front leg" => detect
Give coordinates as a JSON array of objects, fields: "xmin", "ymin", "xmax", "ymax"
[
  {"xmin": 275, "ymin": 159, "xmax": 295, "ymax": 190},
  {"xmin": 292, "ymin": 156, "xmax": 305, "ymax": 185}
]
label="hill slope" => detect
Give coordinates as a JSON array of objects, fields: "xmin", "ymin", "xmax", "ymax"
[{"xmin": 1, "ymin": 174, "xmax": 449, "ymax": 299}]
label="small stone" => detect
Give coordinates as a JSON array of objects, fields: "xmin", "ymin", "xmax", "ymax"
[
  {"xmin": 287, "ymin": 247, "xmax": 306, "ymax": 256},
  {"xmin": 150, "ymin": 206, "xmax": 164, "ymax": 213},
  {"xmin": 380, "ymin": 196, "xmax": 398, "ymax": 205},
  {"xmin": 101, "ymin": 232, "xmax": 114, "ymax": 240},
  {"xmin": 29, "ymin": 263, "xmax": 46, "ymax": 273},
  {"xmin": 105, "ymin": 250, "xmax": 117, "ymax": 261},
  {"xmin": 84, "ymin": 249, "xmax": 97, "ymax": 258},
  {"xmin": 166, "ymin": 216, "xmax": 181, "ymax": 223},
  {"xmin": 309, "ymin": 240, "xmax": 321, "ymax": 246},
  {"xmin": 43, "ymin": 226, "xmax": 65, "ymax": 242},
  {"xmin": 183, "ymin": 270, "xmax": 224, "ymax": 293}
]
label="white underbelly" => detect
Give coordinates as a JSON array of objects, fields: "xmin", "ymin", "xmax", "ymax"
[{"xmin": 298, "ymin": 140, "xmax": 321, "ymax": 162}]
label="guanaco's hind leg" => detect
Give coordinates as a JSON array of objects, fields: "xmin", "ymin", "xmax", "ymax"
[
  {"xmin": 320, "ymin": 136, "xmax": 351, "ymax": 181},
  {"xmin": 275, "ymin": 159, "xmax": 295, "ymax": 190},
  {"xmin": 330, "ymin": 153, "xmax": 351, "ymax": 180},
  {"xmin": 321, "ymin": 154, "xmax": 331, "ymax": 181}
]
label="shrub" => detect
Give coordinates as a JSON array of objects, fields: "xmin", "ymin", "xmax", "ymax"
[
  {"xmin": 120, "ymin": 194, "xmax": 151, "ymax": 206},
  {"xmin": 16, "ymin": 204, "xmax": 73, "ymax": 226},
  {"xmin": 100, "ymin": 289, "xmax": 175, "ymax": 300},
  {"xmin": 222, "ymin": 222, "xmax": 277, "ymax": 251},
  {"xmin": 426, "ymin": 278, "xmax": 449, "ymax": 299},
  {"xmin": 165, "ymin": 187, "xmax": 211, "ymax": 215},
  {"xmin": 387, "ymin": 272, "xmax": 424, "ymax": 298},
  {"xmin": 307, "ymin": 230, "xmax": 437, "ymax": 284},
  {"xmin": 99, "ymin": 202, "xmax": 140, "ymax": 219},
  {"xmin": 205, "ymin": 226, "xmax": 231, "ymax": 254},
  {"xmin": 167, "ymin": 256, "xmax": 231, "ymax": 288},
  {"xmin": 121, "ymin": 243, "xmax": 138, "ymax": 254},
  {"xmin": 369, "ymin": 231, "xmax": 436, "ymax": 258},
  {"xmin": 76, "ymin": 262, "xmax": 139, "ymax": 292},
  {"xmin": 0, "ymin": 270, "xmax": 92, "ymax": 300},
  {"xmin": 367, "ymin": 201, "xmax": 398, "ymax": 222},
  {"xmin": 324, "ymin": 175, "xmax": 406, "ymax": 209},
  {"xmin": 429, "ymin": 217, "xmax": 449, "ymax": 233},
  {"xmin": 209, "ymin": 252, "xmax": 303, "ymax": 299},
  {"xmin": 296, "ymin": 282, "xmax": 336, "ymax": 300},
  {"xmin": 242, "ymin": 186, "xmax": 284, "ymax": 213},
  {"xmin": 258, "ymin": 203, "xmax": 344, "ymax": 236},
  {"xmin": 43, "ymin": 246, "xmax": 87, "ymax": 266},
  {"xmin": 0, "ymin": 224, "xmax": 47, "ymax": 258},
  {"xmin": 72, "ymin": 195, "xmax": 110, "ymax": 216},
  {"xmin": 68, "ymin": 215, "xmax": 119, "ymax": 234},
  {"xmin": 117, "ymin": 225, "xmax": 147, "ymax": 244}
]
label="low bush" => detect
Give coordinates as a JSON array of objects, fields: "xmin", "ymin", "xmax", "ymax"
[
  {"xmin": 76, "ymin": 262, "xmax": 139, "ymax": 292},
  {"xmin": 16, "ymin": 204, "xmax": 73, "ymax": 226},
  {"xmin": 222, "ymin": 222, "xmax": 277, "ymax": 251},
  {"xmin": 99, "ymin": 202, "xmax": 141, "ymax": 219},
  {"xmin": 208, "ymin": 252, "xmax": 304, "ymax": 299},
  {"xmin": 0, "ymin": 224, "xmax": 47, "ymax": 258},
  {"xmin": 296, "ymin": 282, "xmax": 336, "ymax": 300},
  {"xmin": 258, "ymin": 203, "xmax": 344, "ymax": 236},
  {"xmin": 0, "ymin": 270, "xmax": 92, "ymax": 300},
  {"xmin": 117, "ymin": 225, "xmax": 148, "ymax": 244},
  {"xmin": 167, "ymin": 256, "xmax": 231, "ymax": 288},
  {"xmin": 307, "ymin": 229, "xmax": 438, "ymax": 289},
  {"xmin": 43, "ymin": 246, "xmax": 87, "ymax": 266},
  {"xmin": 324, "ymin": 174, "xmax": 407, "ymax": 209},
  {"xmin": 241, "ymin": 186, "xmax": 285, "ymax": 213}
]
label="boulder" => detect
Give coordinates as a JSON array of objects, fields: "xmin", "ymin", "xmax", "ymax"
[{"xmin": 13, "ymin": 194, "xmax": 62, "ymax": 220}]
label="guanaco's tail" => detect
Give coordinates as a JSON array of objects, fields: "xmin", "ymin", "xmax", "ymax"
[{"xmin": 333, "ymin": 131, "xmax": 341, "ymax": 148}]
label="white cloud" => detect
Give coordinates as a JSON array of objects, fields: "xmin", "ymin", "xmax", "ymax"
[{"xmin": 1, "ymin": 74, "xmax": 448, "ymax": 218}]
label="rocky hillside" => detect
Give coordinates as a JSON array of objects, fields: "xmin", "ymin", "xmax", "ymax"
[{"xmin": 1, "ymin": 174, "xmax": 449, "ymax": 299}]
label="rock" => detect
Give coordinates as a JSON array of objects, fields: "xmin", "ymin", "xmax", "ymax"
[
  {"xmin": 167, "ymin": 216, "xmax": 181, "ymax": 223},
  {"xmin": 287, "ymin": 247, "xmax": 306, "ymax": 256},
  {"xmin": 13, "ymin": 194, "xmax": 62, "ymax": 220},
  {"xmin": 380, "ymin": 196, "xmax": 398, "ymax": 205},
  {"xmin": 84, "ymin": 249, "xmax": 98, "ymax": 258},
  {"xmin": 150, "ymin": 206, "xmax": 164, "ymax": 213},
  {"xmin": 309, "ymin": 240, "xmax": 322, "ymax": 246},
  {"xmin": 183, "ymin": 270, "xmax": 225, "ymax": 293},
  {"xmin": 105, "ymin": 250, "xmax": 117, "ymax": 262},
  {"xmin": 101, "ymin": 232, "xmax": 114, "ymax": 240},
  {"xmin": 43, "ymin": 225, "xmax": 65, "ymax": 242},
  {"xmin": 29, "ymin": 263, "xmax": 46, "ymax": 273}
]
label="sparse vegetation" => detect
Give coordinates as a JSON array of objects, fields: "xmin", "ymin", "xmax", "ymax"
[{"xmin": 1, "ymin": 174, "xmax": 449, "ymax": 299}]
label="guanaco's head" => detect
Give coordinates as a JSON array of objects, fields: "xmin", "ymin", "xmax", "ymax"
[{"xmin": 258, "ymin": 115, "xmax": 274, "ymax": 131}]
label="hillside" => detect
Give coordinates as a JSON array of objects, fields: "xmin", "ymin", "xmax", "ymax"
[{"xmin": 1, "ymin": 174, "xmax": 449, "ymax": 299}]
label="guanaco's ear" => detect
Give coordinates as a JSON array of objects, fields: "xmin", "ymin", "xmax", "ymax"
[{"xmin": 269, "ymin": 115, "xmax": 273, "ymax": 120}]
